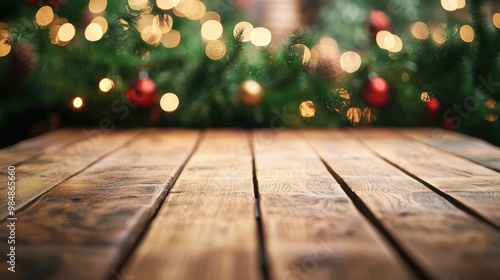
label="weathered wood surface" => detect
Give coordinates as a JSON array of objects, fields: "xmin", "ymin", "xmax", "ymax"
[
  {"xmin": 252, "ymin": 130, "xmax": 414, "ymax": 280},
  {"xmin": 0, "ymin": 130, "xmax": 140, "ymax": 221},
  {"xmin": 401, "ymin": 128, "xmax": 500, "ymax": 172},
  {"xmin": 126, "ymin": 130, "xmax": 259, "ymax": 280},
  {"xmin": 0, "ymin": 130, "xmax": 200, "ymax": 280},
  {"xmin": 351, "ymin": 128, "xmax": 500, "ymax": 229},
  {"xmin": 0, "ymin": 128, "xmax": 499, "ymax": 280},
  {"xmin": 305, "ymin": 129, "xmax": 500, "ymax": 280}
]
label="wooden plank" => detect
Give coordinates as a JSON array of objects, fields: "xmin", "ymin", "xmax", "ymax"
[
  {"xmin": 0, "ymin": 129, "xmax": 84, "ymax": 167},
  {"xmin": 351, "ymin": 128, "xmax": 500, "ymax": 229},
  {"xmin": 0, "ymin": 129, "xmax": 200, "ymax": 280},
  {"xmin": 252, "ymin": 130, "xmax": 414, "ymax": 280},
  {"xmin": 401, "ymin": 128, "xmax": 500, "ymax": 172},
  {"xmin": 125, "ymin": 130, "xmax": 259, "ymax": 280},
  {"xmin": 0, "ymin": 130, "xmax": 140, "ymax": 221},
  {"xmin": 305, "ymin": 129, "xmax": 500, "ymax": 280}
]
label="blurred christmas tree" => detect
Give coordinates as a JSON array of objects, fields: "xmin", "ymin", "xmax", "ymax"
[{"xmin": 1, "ymin": 0, "xmax": 500, "ymax": 147}]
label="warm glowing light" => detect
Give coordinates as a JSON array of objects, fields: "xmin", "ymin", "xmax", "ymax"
[
  {"xmin": 456, "ymin": 0, "xmax": 466, "ymax": 9},
  {"xmin": 233, "ymin": 21, "xmax": 253, "ymax": 42},
  {"xmin": 431, "ymin": 26, "xmax": 446, "ymax": 45},
  {"xmin": 99, "ymin": 78, "xmax": 114, "ymax": 92},
  {"xmin": 460, "ymin": 25, "xmax": 474, "ymax": 43},
  {"xmin": 421, "ymin": 92, "xmax": 431, "ymax": 102},
  {"xmin": 0, "ymin": 38, "xmax": 11, "ymax": 57},
  {"xmin": 57, "ymin": 23, "xmax": 76, "ymax": 43},
  {"xmin": 201, "ymin": 20, "xmax": 223, "ymax": 41},
  {"xmin": 485, "ymin": 98, "xmax": 497, "ymax": 109},
  {"xmin": 137, "ymin": 14, "xmax": 155, "ymax": 32},
  {"xmin": 250, "ymin": 27, "xmax": 272, "ymax": 47},
  {"xmin": 291, "ymin": 44, "xmax": 311, "ymax": 64},
  {"xmin": 347, "ymin": 107, "xmax": 362, "ymax": 125},
  {"xmin": 299, "ymin": 101, "xmax": 316, "ymax": 118},
  {"xmin": 411, "ymin": 22, "xmax": 429, "ymax": 40},
  {"xmin": 441, "ymin": 0, "xmax": 458, "ymax": 11},
  {"xmin": 154, "ymin": 14, "xmax": 173, "ymax": 33},
  {"xmin": 340, "ymin": 51, "xmax": 362, "ymax": 73},
  {"xmin": 205, "ymin": 40, "xmax": 226, "ymax": 60},
  {"xmin": 85, "ymin": 23, "xmax": 103, "ymax": 41},
  {"xmin": 119, "ymin": 19, "xmax": 129, "ymax": 30},
  {"xmin": 376, "ymin": 30, "xmax": 392, "ymax": 49},
  {"xmin": 201, "ymin": 11, "xmax": 220, "ymax": 24},
  {"xmin": 73, "ymin": 97, "xmax": 83, "ymax": 109},
  {"xmin": 160, "ymin": 93, "xmax": 179, "ymax": 112},
  {"xmin": 89, "ymin": 0, "xmax": 107, "ymax": 14},
  {"xmin": 388, "ymin": 34, "xmax": 403, "ymax": 53},
  {"xmin": 157, "ymin": 0, "xmax": 179, "ymax": 10},
  {"xmin": 141, "ymin": 25, "xmax": 162, "ymax": 45},
  {"xmin": 186, "ymin": 1, "xmax": 206, "ymax": 20},
  {"xmin": 36, "ymin": 6, "xmax": 54, "ymax": 27},
  {"xmin": 161, "ymin": 29, "xmax": 181, "ymax": 48},
  {"xmin": 129, "ymin": 0, "xmax": 149, "ymax": 11},
  {"xmin": 91, "ymin": 16, "xmax": 108, "ymax": 34},
  {"xmin": 494, "ymin": 13, "xmax": 500, "ymax": 29}
]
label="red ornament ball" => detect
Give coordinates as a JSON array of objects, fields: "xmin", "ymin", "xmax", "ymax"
[
  {"xmin": 362, "ymin": 77, "xmax": 390, "ymax": 108},
  {"xmin": 368, "ymin": 10, "xmax": 392, "ymax": 37},
  {"xmin": 126, "ymin": 78, "xmax": 157, "ymax": 108},
  {"xmin": 424, "ymin": 97, "xmax": 441, "ymax": 122}
]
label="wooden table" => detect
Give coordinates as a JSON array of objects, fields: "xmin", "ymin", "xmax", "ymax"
[{"xmin": 0, "ymin": 128, "xmax": 499, "ymax": 280}]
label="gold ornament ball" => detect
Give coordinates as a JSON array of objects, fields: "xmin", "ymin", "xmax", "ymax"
[{"xmin": 238, "ymin": 80, "xmax": 263, "ymax": 106}]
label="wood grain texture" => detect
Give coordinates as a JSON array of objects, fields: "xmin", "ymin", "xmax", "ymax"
[
  {"xmin": 351, "ymin": 128, "xmax": 500, "ymax": 229},
  {"xmin": 0, "ymin": 130, "xmax": 140, "ymax": 221},
  {"xmin": 305, "ymin": 129, "xmax": 500, "ymax": 280},
  {"xmin": 125, "ymin": 130, "xmax": 259, "ymax": 280},
  {"xmin": 0, "ymin": 129, "xmax": 200, "ymax": 280},
  {"xmin": 252, "ymin": 130, "xmax": 413, "ymax": 280},
  {"xmin": 401, "ymin": 128, "xmax": 500, "ymax": 172},
  {"xmin": 0, "ymin": 129, "xmax": 84, "ymax": 167}
]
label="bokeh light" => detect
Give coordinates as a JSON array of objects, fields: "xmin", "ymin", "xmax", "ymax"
[
  {"xmin": 99, "ymin": 78, "xmax": 114, "ymax": 92},
  {"xmin": 160, "ymin": 93, "xmax": 179, "ymax": 112},
  {"xmin": 201, "ymin": 11, "xmax": 220, "ymax": 24},
  {"xmin": 441, "ymin": 0, "xmax": 458, "ymax": 11},
  {"xmin": 291, "ymin": 44, "xmax": 311, "ymax": 64},
  {"xmin": 233, "ymin": 21, "xmax": 253, "ymax": 42},
  {"xmin": 250, "ymin": 27, "xmax": 272, "ymax": 47},
  {"xmin": 162, "ymin": 29, "xmax": 181, "ymax": 48},
  {"xmin": 157, "ymin": 0, "xmax": 179, "ymax": 10},
  {"xmin": 154, "ymin": 14, "xmax": 173, "ymax": 34},
  {"xmin": 205, "ymin": 40, "xmax": 226, "ymax": 60},
  {"xmin": 57, "ymin": 23, "xmax": 76, "ymax": 43},
  {"xmin": 89, "ymin": 0, "xmax": 107, "ymax": 14},
  {"xmin": 0, "ymin": 38, "xmax": 11, "ymax": 57},
  {"xmin": 141, "ymin": 25, "xmax": 162, "ymax": 45},
  {"xmin": 85, "ymin": 23, "xmax": 103, "ymax": 41},
  {"xmin": 411, "ymin": 22, "xmax": 429, "ymax": 40},
  {"xmin": 340, "ymin": 51, "xmax": 362, "ymax": 73},
  {"xmin": 431, "ymin": 26, "xmax": 446, "ymax": 45},
  {"xmin": 299, "ymin": 101, "xmax": 316, "ymax": 118},
  {"xmin": 201, "ymin": 20, "xmax": 223, "ymax": 41},
  {"xmin": 460, "ymin": 25, "xmax": 474, "ymax": 43},
  {"xmin": 347, "ymin": 107, "xmax": 362, "ymax": 125},
  {"xmin": 92, "ymin": 16, "xmax": 108, "ymax": 34},
  {"xmin": 36, "ymin": 6, "xmax": 54, "ymax": 27},
  {"xmin": 485, "ymin": 98, "xmax": 496, "ymax": 109},
  {"xmin": 363, "ymin": 107, "xmax": 379, "ymax": 123},
  {"xmin": 129, "ymin": 0, "xmax": 149, "ymax": 11},
  {"xmin": 420, "ymin": 92, "xmax": 431, "ymax": 102},
  {"xmin": 376, "ymin": 30, "xmax": 392, "ymax": 49},
  {"xmin": 388, "ymin": 35, "xmax": 403, "ymax": 53},
  {"xmin": 73, "ymin": 97, "xmax": 83, "ymax": 109},
  {"xmin": 493, "ymin": 13, "xmax": 500, "ymax": 29}
]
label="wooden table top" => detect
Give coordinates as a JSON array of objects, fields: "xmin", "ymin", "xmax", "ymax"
[{"xmin": 0, "ymin": 128, "xmax": 499, "ymax": 280}]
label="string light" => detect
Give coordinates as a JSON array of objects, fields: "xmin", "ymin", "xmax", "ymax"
[
  {"xmin": 73, "ymin": 97, "xmax": 83, "ymax": 109},
  {"xmin": 340, "ymin": 51, "xmax": 362, "ymax": 73},
  {"xmin": 441, "ymin": 0, "xmax": 458, "ymax": 11},
  {"xmin": 411, "ymin": 22, "xmax": 429, "ymax": 40},
  {"xmin": 460, "ymin": 25, "xmax": 474, "ymax": 43},
  {"xmin": 161, "ymin": 29, "xmax": 181, "ymax": 48},
  {"xmin": 299, "ymin": 101, "xmax": 316, "ymax": 118},
  {"xmin": 250, "ymin": 27, "xmax": 272, "ymax": 47},
  {"xmin": 205, "ymin": 40, "xmax": 226, "ymax": 60},
  {"xmin": 99, "ymin": 78, "xmax": 114, "ymax": 92},
  {"xmin": 85, "ymin": 23, "xmax": 103, "ymax": 41},
  {"xmin": 160, "ymin": 93, "xmax": 179, "ymax": 112},
  {"xmin": 89, "ymin": 0, "xmax": 107, "ymax": 14},
  {"xmin": 57, "ymin": 23, "xmax": 76, "ymax": 43},
  {"xmin": 233, "ymin": 21, "xmax": 253, "ymax": 42},
  {"xmin": 35, "ymin": 6, "xmax": 54, "ymax": 27},
  {"xmin": 201, "ymin": 20, "xmax": 223, "ymax": 41}
]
